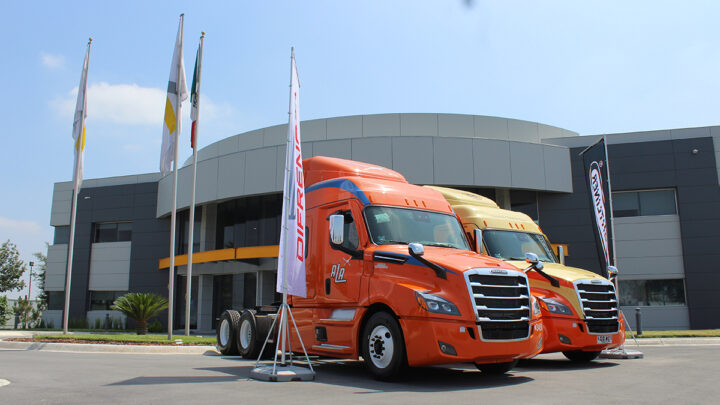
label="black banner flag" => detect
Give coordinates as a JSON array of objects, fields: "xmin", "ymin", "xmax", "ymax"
[{"xmin": 580, "ymin": 137, "xmax": 614, "ymax": 278}]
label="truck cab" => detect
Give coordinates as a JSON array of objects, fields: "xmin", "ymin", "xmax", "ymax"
[
  {"xmin": 279, "ymin": 157, "xmax": 544, "ymax": 378},
  {"xmin": 427, "ymin": 186, "xmax": 625, "ymax": 362}
]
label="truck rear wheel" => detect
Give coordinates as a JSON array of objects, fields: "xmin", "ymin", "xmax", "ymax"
[
  {"xmin": 475, "ymin": 359, "xmax": 518, "ymax": 374},
  {"xmin": 216, "ymin": 310, "xmax": 241, "ymax": 355},
  {"xmin": 361, "ymin": 312, "xmax": 407, "ymax": 380},
  {"xmin": 237, "ymin": 310, "xmax": 262, "ymax": 359},
  {"xmin": 563, "ymin": 350, "xmax": 601, "ymax": 362}
]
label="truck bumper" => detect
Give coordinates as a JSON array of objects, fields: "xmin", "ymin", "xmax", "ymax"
[
  {"xmin": 400, "ymin": 317, "xmax": 544, "ymax": 367},
  {"xmin": 540, "ymin": 313, "xmax": 626, "ymax": 354}
]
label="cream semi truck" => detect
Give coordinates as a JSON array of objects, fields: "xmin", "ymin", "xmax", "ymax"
[{"xmin": 427, "ymin": 186, "xmax": 625, "ymax": 361}]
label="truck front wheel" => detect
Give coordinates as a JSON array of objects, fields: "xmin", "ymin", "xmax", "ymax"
[
  {"xmin": 216, "ymin": 310, "xmax": 241, "ymax": 355},
  {"xmin": 563, "ymin": 350, "xmax": 601, "ymax": 362},
  {"xmin": 361, "ymin": 312, "xmax": 407, "ymax": 380},
  {"xmin": 475, "ymin": 360, "xmax": 518, "ymax": 374}
]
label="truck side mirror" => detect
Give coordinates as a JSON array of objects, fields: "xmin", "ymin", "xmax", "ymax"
[
  {"xmin": 329, "ymin": 215, "xmax": 344, "ymax": 245},
  {"xmin": 408, "ymin": 243, "xmax": 425, "ymax": 257},
  {"xmin": 607, "ymin": 265, "xmax": 618, "ymax": 282},
  {"xmin": 473, "ymin": 229, "xmax": 483, "ymax": 254},
  {"xmin": 524, "ymin": 252, "xmax": 543, "ymax": 270}
]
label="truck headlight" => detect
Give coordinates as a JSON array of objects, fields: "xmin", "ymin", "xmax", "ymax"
[
  {"xmin": 532, "ymin": 296, "xmax": 541, "ymax": 317},
  {"xmin": 415, "ymin": 291, "xmax": 460, "ymax": 316},
  {"xmin": 539, "ymin": 297, "xmax": 573, "ymax": 315}
]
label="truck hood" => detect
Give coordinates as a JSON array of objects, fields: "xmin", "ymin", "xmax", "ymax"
[
  {"xmin": 372, "ymin": 245, "xmax": 514, "ymax": 273},
  {"xmin": 505, "ymin": 261, "xmax": 607, "ymax": 283}
]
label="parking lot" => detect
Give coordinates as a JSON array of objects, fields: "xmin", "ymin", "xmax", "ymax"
[{"xmin": 1, "ymin": 344, "xmax": 718, "ymax": 404}]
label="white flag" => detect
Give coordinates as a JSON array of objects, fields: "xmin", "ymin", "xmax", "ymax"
[
  {"xmin": 159, "ymin": 16, "xmax": 189, "ymax": 175},
  {"xmin": 277, "ymin": 51, "xmax": 306, "ymax": 297},
  {"xmin": 72, "ymin": 39, "xmax": 91, "ymax": 190}
]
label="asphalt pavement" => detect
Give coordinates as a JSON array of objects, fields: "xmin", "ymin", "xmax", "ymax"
[{"xmin": 1, "ymin": 340, "xmax": 719, "ymax": 404}]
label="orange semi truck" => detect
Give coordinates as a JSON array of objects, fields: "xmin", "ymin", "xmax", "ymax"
[
  {"xmin": 217, "ymin": 156, "xmax": 543, "ymax": 379},
  {"xmin": 427, "ymin": 186, "xmax": 625, "ymax": 361}
]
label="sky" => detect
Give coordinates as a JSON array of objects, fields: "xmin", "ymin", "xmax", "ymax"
[{"xmin": 2, "ymin": 1, "xmax": 719, "ymax": 299}]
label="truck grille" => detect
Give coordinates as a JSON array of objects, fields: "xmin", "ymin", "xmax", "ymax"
[
  {"xmin": 574, "ymin": 279, "xmax": 620, "ymax": 334},
  {"xmin": 465, "ymin": 269, "xmax": 531, "ymax": 341}
]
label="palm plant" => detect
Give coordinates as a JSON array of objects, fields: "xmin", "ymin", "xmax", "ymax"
[{"xmin": 111, "ymin": 293, "xmax": 168, "ymax": 335}]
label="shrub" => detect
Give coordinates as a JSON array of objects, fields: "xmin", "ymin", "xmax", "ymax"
[{"xmin": 148, "ymin": 319, "xmax": 163, "ymax": 333}]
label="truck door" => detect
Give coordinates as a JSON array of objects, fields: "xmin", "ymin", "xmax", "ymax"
[{"xmin": 318, "ymin": 202, "xmax": 365, "ymax": 304}]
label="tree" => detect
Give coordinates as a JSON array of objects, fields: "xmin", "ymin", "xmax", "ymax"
[
  {"xmin": 111, "ymin": 293, "xmax": 168, "ymax": 335},
  {"xmin": 0, "ymin": 295, "xmax": 12, "ymax": 325},
  {"xmin": 13, "ymin": 296, "xmax": 34, "ymax": 329},
  {"xmin": 32, "ymin": 245, "xmax": 48, "ymax": 308},
  {"xmin": 1, "ymin": 240, "xmax": 26, "ymax": 293}
]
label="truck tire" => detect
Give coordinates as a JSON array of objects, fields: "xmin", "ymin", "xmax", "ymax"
[
  {"xmin": 216, "ymin": 310, "xmax": 241, "ymax": 355},
  {"xmin": 361, "ymin": 312, "xmax": 407, "ymax": 380},
  {"xmin": 236, "ymin": 310, "xmax": 262, "ymax": 359},
  {"xmin": 475, "ymin": 359, "xmax": 518, "ymax": 374},
  {"xmin": 563, "ymin": 350, "xmax": 601, "ymax": 362}
]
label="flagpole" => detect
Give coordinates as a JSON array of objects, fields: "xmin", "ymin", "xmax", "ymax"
[
  {"xmin": 185, "ymin": 32, "xmax": 204, "ymax": 337},
  {"xmin": 167, "ymin": 13, "xmax": 184, "ymax": 341},
  {"xmin": 63, "ymin": 38, "xmax": 92, "ymax": 335}
]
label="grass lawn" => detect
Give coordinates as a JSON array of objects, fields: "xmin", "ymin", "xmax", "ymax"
[
  {"xmin": 31, "ymin": 333, "xmax": 216, "ymax": 345},
  {"xmin": 626, "ymin": 329, "xmax": 720, "ymax": 338}
]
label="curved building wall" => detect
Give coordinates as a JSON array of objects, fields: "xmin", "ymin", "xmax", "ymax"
[{"xmin": 157, "ymin": 113, "xmax": 577, "ymax": 217}]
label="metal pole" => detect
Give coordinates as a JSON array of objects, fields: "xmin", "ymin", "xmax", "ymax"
[
  {"xmin": 185, "ymin": 32, "xmax": 204, "ymax": 337},
  {"xmin": 168, "ymin": 13, "xmax": 184, "ymax": 341},
  {"xmin": 635, "ymin": 307, "xmax": 642, "ymax": 336},
  {"xmin": 27, "ymin": 262, "xmax": 34, "ymax": 300}
]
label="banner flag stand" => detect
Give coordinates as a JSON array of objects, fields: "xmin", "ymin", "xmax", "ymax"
[
  {"xmin": 250, "ymin": 48, "xmax": 315, "ymax": 382},
  {"xmin": 580, "ymin": 137, "xmax": 643, "ymax": 360}
]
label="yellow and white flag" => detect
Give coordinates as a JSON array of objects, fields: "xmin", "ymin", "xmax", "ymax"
[
  {"xmin": 159, "ymin": 15, "xmax": 189, "ymax": 175},
  {"xmin": 72, "ymin": 39, "xmax": 92, "ymax": 190}
]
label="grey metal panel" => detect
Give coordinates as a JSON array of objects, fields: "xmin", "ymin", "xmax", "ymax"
[
  {"xmin": 176, "ymin": 164, "xmax": 193, "ymax": 208},
  {"xmin": 196, "ymin": 140, "xmax": 219, "ymax": 163},
  {"xmin": 614, "ymin": 215, "xmax": 682, "ymax": 241},
  {"xmin": 509, "ymin": 141, "xmax": 545, "ymax": 189},
  {"xmin": 616, "ymin": 256, "xmax": 686, "ymax": 279},
  {"xmin": 327, "ymin": 116, "xmax": 362, "ymax": 140},
  {"xmin": 438, "ymin": 114, "xmax": 474, "ymax": 138},
  {"xmin": 542, "ymin": 135, "xmax": 603, "ymax": 149},
  {"xmin": 215, "ymin": 135, "xmax": 240, "ymax": 157},
  {"xmin": 400, "ymin": 113, "xmax": 438, "ymax": 136},
  {"xmin": 608, "ymin": 130, "xmax": 672, "ymax": 144},
  {"xmin": 362, "ymin": 114, "xmax": 400, "ymax": 137},
  {"xmin": 391, "ymin": 137, "xmax": 434, "ymax": 184},
  {"xmin": 616, "ymin": 239, "xmax": 683, "ymax": 259},
  {"xmin": 433, "ymin": 138, "xmax": 474, "ymax": 185},
  {"xmin": 351, "ymin": 137, "xmax": 393, "ymax": 168},
  {"xmin": 508, "ymin": 119, "xmax": 539, "ymax": 143},
  {"xmin": 156, "ymin": 174, "xmax": 173, "ymax": 217},
  {"xmin": 474, "ymin": 116, "xmax": 508, "ymax": 140},
  {"xmin": 196, "ymin": 158, "xmax": 219, "ymax": 204},
  {"xmin": 275, "ymin": 145, "xmax": 285, "ymax": 190},
  {"xmin": 543, "ymin": 145, "xmax": 572, "ymax": 192},
  {"xmin": 301, "ymin": 119, "xmax": 327, "ymax": 142},
  {"xmin": 620, "ymin": 305, "xmax": 689, "ymax": 330},
  {"xmin": 50, "ymin": 183, "xmax": 73, "ymax": 226},
  {"xmin": 88, "ymin": 241, "xmax": 131, "ymax": 291},
  {"xmin": 263, "ymin": 124, "xmax": 287, "ymax": 147},
  {"xmin": 217, "ymin": 152, "xmax": 246, "ymax": 200},
  {"xmin": 538, "ymin": 123, "xmax": 565, "ymax": 141},
  {"xmin": 671, "ymin": 127, "xmax": 711, "ymax": 140},
  {"xmin": 45, "ymin": 244, "xmax": 68, "ymax": 291},
  {"xmin": 472, "ymin": 139, "xmax": 511, "ymax": 187},
  {"xmin": 313, "ymin": 139, "xmax": 352, "ymax": 160},
  {"xmin": 238, "ymin": 129, "xmax": 264, "ymax": 151},
  {"xmin": 82, "ymin": 173, "xmax": 161, "ymax": 188},
  {"xmin": 244, "ymin": 147, "xmax": 278, "ymax": 195}
]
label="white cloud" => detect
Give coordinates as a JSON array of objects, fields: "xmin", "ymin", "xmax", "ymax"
[
  {"xmin": 0, "ymin": 217, "xmax": 43, "ymax": 235},
  {"xmin": 41, "ymin": 52, "xmax": 65, "ymax": 69},
  {"xmin": 51, "ymin": 82, "xmax": 232, "ymax": 127}
]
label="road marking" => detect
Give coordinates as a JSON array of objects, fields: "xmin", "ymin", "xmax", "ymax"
[{"xmin": 0, "ymin": 379, "xmax": 10, "ymax": 387}]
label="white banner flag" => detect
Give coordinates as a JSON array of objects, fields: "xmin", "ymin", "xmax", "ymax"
[
  {"xmin": 159, "ymin": 16, "xmax": 188, "ymax": 175},
  {"xmin": 277, "ymin": 51, "xmax": 306, "ymax": 297},
  {"xmin": 72, "ymin": 39, "xmax": 91, "ymax": 190}
]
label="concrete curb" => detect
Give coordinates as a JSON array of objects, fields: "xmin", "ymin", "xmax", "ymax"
[
  {"xmin": 0, "ymin": 340, "xmax": 219, "ymax": 355},
  {"xmin": 626, "ymin": 337, "xmax": 720, "ymax": 346}
]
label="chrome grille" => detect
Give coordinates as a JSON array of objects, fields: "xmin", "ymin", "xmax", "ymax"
[
  {"xmin": 465, "ymin": 269, "xmax": 531, "ymax": 341},
  {"xmin": 574, "ymin": 279, "xmax": 620, "ymax": 334}
]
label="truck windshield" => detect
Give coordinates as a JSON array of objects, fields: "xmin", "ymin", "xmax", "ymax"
[
  {"xmin": 364, "ymin": 206, "xmax": 470, "ymax": 250},
  {"xmin": 483, "ymin": 230, "xmax": 558, "ymax": 263}
]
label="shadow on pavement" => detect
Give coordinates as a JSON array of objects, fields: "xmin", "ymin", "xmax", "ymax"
[{"xmin": 516, "ymin": 358, "xmax": 619, "ymax": 372}]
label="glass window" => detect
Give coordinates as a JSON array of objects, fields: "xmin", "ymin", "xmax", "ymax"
[
  {"xmin": 364, "ymin": 206, "xmax": 469, "ymax": 250},
  {"xmin": 90, "ymin": 291, "xmax": 127, "ymax": 310},
  {"xmin": 483, "ymin": 230, "xmax": 557, "ymax": 262},
  {"xmin": 613, "ymin": 189, "xmax": 676, "ymax": 217},
  {"xmin": 117, "ymin": 223, "xmax": 132, "ymax": 241},
  {"xmin": 341, "ymin": 211, "xmax": 359, "ymax": 250},
  {"xmin": 619, "ymin": 279, "xmax": 686, "ymax": 306},
  {"xmin": 93, "ymin": 222, "xmax": 132, "ymax": 243}
]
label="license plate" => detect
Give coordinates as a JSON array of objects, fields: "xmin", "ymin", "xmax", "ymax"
[{"xmin": 597, "ymin": 335, "xmax": 612, "ymax": 344}]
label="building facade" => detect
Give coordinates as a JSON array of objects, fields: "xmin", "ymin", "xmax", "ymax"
[{"xmin": 43, "ymin": 113, "xmax": 720, "ymax": 331}]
